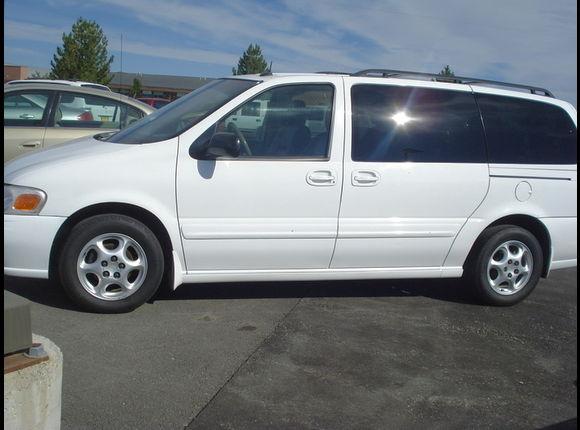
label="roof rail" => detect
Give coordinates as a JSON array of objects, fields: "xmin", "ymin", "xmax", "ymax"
[
  {"xmin": 317, "ymin": 71, "xmax": 349, "ymax": 75},
  {"xmin": 352, "ymin": 69, "xmax": 554, "ymax": 98}
]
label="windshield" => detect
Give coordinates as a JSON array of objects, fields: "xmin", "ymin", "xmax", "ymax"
[{"xmin": 108, "ymin": 78, "xmax": 259, "ymax": 144}]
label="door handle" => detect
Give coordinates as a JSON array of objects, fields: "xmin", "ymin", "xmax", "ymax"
[
  {"xmin": 352, "ymin": 170, "xmax": 380, "ymax": 186},
  {"xmin": 19, "ymin": 141, "xmax": 41, "ymax": 149},
  {"xmin": 307, "ymin": 170, "xmax": 337, "ymax": 186},
  {"xmin": 19, "ymin": 114, "xmax": 35, "ymax": 120}
]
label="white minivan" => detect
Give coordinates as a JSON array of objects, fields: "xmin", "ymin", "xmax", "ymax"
[{"xmin": 4, "ymin": 70, "xmax": 577, "ymax": 313}]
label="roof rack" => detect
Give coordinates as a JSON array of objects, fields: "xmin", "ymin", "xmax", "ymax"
[{"xmin": 352, "ymin": 69, "xmax": 554, "ymax": 98}]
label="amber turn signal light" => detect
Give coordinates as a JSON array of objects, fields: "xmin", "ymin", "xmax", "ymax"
[{"xmin": 13, "ymin": 194, "xmax": 43, "ymax": 211}]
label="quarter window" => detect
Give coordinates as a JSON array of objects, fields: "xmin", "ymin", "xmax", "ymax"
[
  {"xmin": 351, "ymin": 85, "xmax": 487, "ymax": 163},
  {"xmin": 194, "ymin": 84, "xmax": 334, "ymax": 158},
  {"xmin": 476, "ymin": 94, "xmax": 577, "ymax": 165},
  {"xmin": 4, "ymin": 91, "xmax": 52, "ymax": 127}
]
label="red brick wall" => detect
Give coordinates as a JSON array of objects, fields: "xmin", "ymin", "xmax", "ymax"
[{"xmin": 4, "ymin": 65, "xmax": 28, "ymax": 83}]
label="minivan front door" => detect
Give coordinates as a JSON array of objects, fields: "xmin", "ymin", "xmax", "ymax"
[
  {"xmin": 177, "ymin": 78, "xmax": 344, "ymax": 272},
  {"xmin": 332, "ymin": 79, "xmax": 489, "ymax": 270}
]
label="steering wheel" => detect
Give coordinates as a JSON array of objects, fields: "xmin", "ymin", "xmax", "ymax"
[{"xmin": 228, "ymin": 122, "xmax": 252, "ymax": 156}]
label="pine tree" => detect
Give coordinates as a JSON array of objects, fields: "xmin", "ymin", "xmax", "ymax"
[
  {"xmin": 232, "ymin": 44, "xmax": 269, "ymax": 75},
  {"xmin": 50, "ymin": 17, "xmax": 114, "ymax": 85},
  {"xmin": 130, "ymin": 78, "xmax": 142, "ymax": 98},
  {"xmin": 439, "ymin": 65, "xmax": 455, "ymax": 77}
]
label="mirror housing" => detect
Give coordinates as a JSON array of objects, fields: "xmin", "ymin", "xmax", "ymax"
[{"xmin": 191, "ymin": 132, "xmax": 241, "ymax": 160}]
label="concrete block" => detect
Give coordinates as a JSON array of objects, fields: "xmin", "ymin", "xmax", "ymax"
[
  {"xmin": 4, "ymin": 291, "xmax": 32, "ymax": 355},
  {"xmin": 4, "ymin": 334, "xmax": 63, "ymax": 430}
]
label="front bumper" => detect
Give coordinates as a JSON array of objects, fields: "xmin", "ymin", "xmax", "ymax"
[{"xmin": 4, "ymin": 214, "xmax": 66, "ymax": 279}]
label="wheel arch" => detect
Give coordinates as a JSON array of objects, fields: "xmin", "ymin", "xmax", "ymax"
[
  {"xmin": 467, "ymin": 214, "xmax": 552, "ymax": 278},
  {"xmin": 49, "ymin": 203, "xmax": 176, "ymax": 287}
]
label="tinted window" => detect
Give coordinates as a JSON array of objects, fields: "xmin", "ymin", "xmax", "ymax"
[
  {"xmin": 477, "ymin": 94, "xmax": 577, "ymax": 165},
  {"xmin": 351, "ymin": 85, "xmax": 486, "ymax": 163},
  {"xmin": 109, "ymin": 79, "xmax": 258, "ymax": 144},
  {"xmin": 193, "ymin": 84, "xmax": 334, "ymax": 158},
  {"xmin": 124, "ymin": 105, "xmax": 145, "ymax": 127},
  {"xmin": 53, "ymin": 92, "xmax": 142, "ymax": 129},
  {"xmin": 4, "ymin": 91, "xmax": 51, "ymax": 127}
]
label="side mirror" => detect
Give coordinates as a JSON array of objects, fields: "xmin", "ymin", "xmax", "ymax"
[{"xmin": 191, "ymin": 132, "xmax": 241, "ymax": 159}]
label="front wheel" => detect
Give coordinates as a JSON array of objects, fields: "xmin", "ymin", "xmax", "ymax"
[
  {"xmin": 466, "ymin": 225, "xmax": 543, "ymax": 306},
  {"xmin": 59, "ymin": 214, "xmax": 165, "ymax": 313}
]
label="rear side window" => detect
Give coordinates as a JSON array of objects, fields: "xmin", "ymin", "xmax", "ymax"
[
  {"xmin": 476, "ymin": 94, "xmax": 577, "ymax": 165},
  {"xmin": 351, "ymin": 85, "xmax": 486, "ymax": 163},
  {"xmin": 53, "ymin": 92, "xmax": 144, "ymax": 130}
]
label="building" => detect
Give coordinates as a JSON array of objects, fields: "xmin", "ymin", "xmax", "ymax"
[
  {"xmin": 3, "ymin": 65, "xmax": 213, "ymax": 100},
  {"xmin": 4, "ymin": 65, "xmax": 29, "ymax": 82},
  {"xmin": 109, "ymin": 72, "xmax": 213, "ymax": 100}
]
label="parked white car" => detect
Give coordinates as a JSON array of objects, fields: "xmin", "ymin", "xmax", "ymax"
[
  {"xmin": 4, "ymin": 70, "xmax": 577, "ymax": 313},
  {"xmin": 4, "ymin": 83, "xmax": 154, "ymax": 162}
]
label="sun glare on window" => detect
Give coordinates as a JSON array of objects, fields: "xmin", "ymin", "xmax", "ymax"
[{"xmin": 391, "ymin": 111, "xmax": 413, "ymax": 126}]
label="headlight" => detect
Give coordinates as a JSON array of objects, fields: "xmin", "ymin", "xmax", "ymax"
[{"xmin": 4, "ymin": 184, "xmax": 47, "ymax": 215}]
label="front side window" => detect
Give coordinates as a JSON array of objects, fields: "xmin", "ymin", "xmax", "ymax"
[
  {"xmin": 193, "ymin": 84, "xmax": 334, "ymax": 158},
  {"xmin": 4, "ymin": 90, "xmax": 52, "ymax": 127},
  {"xmin": 351, "ymin": 85, "xmax": 487, "ymax": 163},
  {"xmin": 108, "ymin": 79, "xmax": 258, "ymax": 144},
  {"xmin": 476, "ymin": 94, "xmax": 577, "ymax": 165}
]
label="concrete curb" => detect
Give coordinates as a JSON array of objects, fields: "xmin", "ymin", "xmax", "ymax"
[{"xmin": 4, "ymin": 334, "xmax": 63, "ymax": 430}]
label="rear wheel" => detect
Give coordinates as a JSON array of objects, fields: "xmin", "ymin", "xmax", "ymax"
[
  {"xmin": 467, "ymin": 225, "xmax": 543, "ymax": 306},
  {"xmin": 59, "ymin": 214, "xmax": 164, "ymax": 313}
]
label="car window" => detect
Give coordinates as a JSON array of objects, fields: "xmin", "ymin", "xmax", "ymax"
[
  {"xmin": 124, "ymin": 105, "xmax": 145, "ymax": 128},
  {"xmin": 476, "ymin": 94, "xmax": 577, "ymax": 165},
  {"xmin": 4, "ymin": 91, "xmax": 51, "ymax": 127},
  {"xmin": 53, "ymin": 92, "xmax": 143, "ymax": 130},
  {"xmin": 351, "ymin": 84, "xmax": 487, "ymax": 163},
  {"xmin": 194, "ymin": 84, "xmax": 334, "ymax": 159},
  {"xmin": 108, "ymin": 79, "xmax": 258, "ymax": 144}
]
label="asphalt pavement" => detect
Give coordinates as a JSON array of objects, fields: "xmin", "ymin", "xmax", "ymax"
[{"xmin": 4, "ymin": 268, "xmax": 577, "ymax": 430}]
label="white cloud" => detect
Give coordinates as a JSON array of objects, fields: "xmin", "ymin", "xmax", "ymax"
[
  {"xmin": 4, "ymin": 19, "xmax": 238, "ymax": 67},
  {"xmin": 5, "ymin": 20, "xmax": 65, "ymax": 44},
  {"xmin": 108, "ymin": 39, "xmax": 237, "ymax": 66}
]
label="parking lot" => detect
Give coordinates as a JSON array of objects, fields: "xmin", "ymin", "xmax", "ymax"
[{"xmin": 5, "ymin": 268, "xmax": 577, "ymax": 430}]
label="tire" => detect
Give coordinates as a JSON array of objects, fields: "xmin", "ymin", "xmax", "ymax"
[
  {"xmin": 59, "ymin": 214, "xmax": 165, "ymax": 313},
  {"xmin": 466, "ymin": 225, "xmax": 543, "ymax": 306}
]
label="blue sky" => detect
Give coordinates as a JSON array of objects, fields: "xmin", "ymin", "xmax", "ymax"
[{"xmin": 4, "ymin": 0, "xmax": 577, "ymax": 105}]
